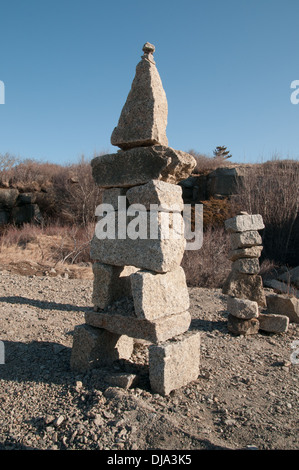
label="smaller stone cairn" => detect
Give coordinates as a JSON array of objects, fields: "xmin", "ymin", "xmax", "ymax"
[
  {"xmin": 223, "ymin": 212, "xmax": 289, "ymax": 335},
  {"xmin": 70, "ymin": 43, "xmax": 200, "ymax": 395}
]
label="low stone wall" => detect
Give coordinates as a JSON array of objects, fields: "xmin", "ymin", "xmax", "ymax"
[{"xmin": 0, "ymin": 188, "xmax": 43, "ymax": 226}]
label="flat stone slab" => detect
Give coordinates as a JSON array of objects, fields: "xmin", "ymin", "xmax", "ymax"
[
  {"xmin": 266, "ymin": 293, "xmax": 299, "ymax": 323},
  {"xmin": 111, "ymin": 43, "xmax": 168, "ymax": 150},
  {"xmin": 258, "ymin": 313, "xmax": 289, "ymax": 333},
  {"xmin": 91, "ymin": 146, "xmax": 196, "ymax": 188},
  {"xmin": 85, "ymin": 300, "xmax": 191, "ymax": 343},
  {"xmin": 70, "ymin": 324, "xmax": 134, "ymax": 372},
  {"xmin": 230, "ymin": 230, "xmax": 262, "ymax": 250},
  {"xmin": 130, "ymin": 266, "xmax": 190, "ymax": 320},
  {"xmin": 228, "ymin": 246, "xmax": 263, "ymax": 262},
  {"xmin": 227, "ymin": 296, "xmax": 259, "ymax": 319},
  {"xmin": 126, "ymin": 179, "xmax": 184, "ymax": 212},
  {"xmin": 148, "ymin": 331, "xmax": 200, "ymax": 395},
  {"xmin": 225, "ymin": 214, "xmax": 265, "ymax": 233}
]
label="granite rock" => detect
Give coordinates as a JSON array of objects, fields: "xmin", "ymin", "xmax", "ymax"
[
  {"xmin": 258, "ymin": 313, "xmax": 289, "ymax": 333},
  {"xmin": 90, "ymin": 211, "xmax": 186, "ymax": 273},
  {"xmin": 91, "ymin": 145, "xmax": 196, "ymax": 189},
  {"xmin": 225, "ymin": 214, "xmax": 265, "ymax": 233},
  {"xmin": 228, "ymin": 246, "xmax": 263, "ymax": 262},
  {"xmin": 85, "ymin": 307, "xmax": 191, "ymax": 344},
  {"xmin": 266, "ymin": 293, "xmax": 299, "ymax": 323},
  {"xmin": 130, "ymin": 266, "xmax": 189, "ymax": 320},
  {"xmin": 229, "ymin": 230, "xmax": 263, "ymax": 250},
  {"xmin": 227, "ymin": 314, "xmax": 260, "ymax": 335},
  {"xmin": 232, "ymin": 258, "xmax": 260, "ymax": 274},
  {"xmin": 111, "ymin": 43, "xmax": 168, "ymax": 150},
  {"xmin": 70, "ymin": 324, "xmax": 134, "ymax": 372},
  {"xmin": 126, "ymin": 179, "xmax": 184, "ymax": 212},
  {"xmin": 222, "ymin": 271, "xmax": 266, "ymax": 307},
  {"xmin": 227, "ymin": 296, "xmax": 259, "ymax": 319},
  {"xmin": 148, "ymin": 331, "xmax": 200, "ymax": 395}
]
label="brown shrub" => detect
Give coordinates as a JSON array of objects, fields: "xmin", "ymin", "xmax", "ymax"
[
  {"xmin": 181, "ymin": 226, "xmax": 231, "ymax": 288},
  {"xmin": 231, "ymin": 159, "xmax": 299, "ymax": 266},
  {"xmin": 188, "ymin": 149, "xmax": 235, "ymax": 175}
]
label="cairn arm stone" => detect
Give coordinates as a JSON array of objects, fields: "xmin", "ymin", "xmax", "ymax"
[{"xmin": 91, "ymin": 146, "xmax": 196, "ymax": 188}]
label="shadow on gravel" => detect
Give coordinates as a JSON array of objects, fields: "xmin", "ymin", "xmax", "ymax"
[
  {"xmin": 0, "ymin": 339, "xmax": 74, "ymax": 384},
  {"xmin": 0, "ymin": 295, "xmax": 92, "ymax": 313},
  {"xmin": 0, "ymin": 339, "xmax": 150, "ymax": 391}
]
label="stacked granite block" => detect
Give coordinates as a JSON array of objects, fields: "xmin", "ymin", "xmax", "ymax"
[
  {"xmin": 223, "ymin": 213, "xmax": 265, "ymax": 335},
  {"xmin": 71, "ymin": 43, "xmax": 200, "ymax": 395},
  {"xmin": 223, "ymin": 212, "xmax": 289, "ymax": 335}
]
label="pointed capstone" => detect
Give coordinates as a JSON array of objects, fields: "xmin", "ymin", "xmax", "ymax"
[{"xmin": 111, "ymin": 42, "xmax": 168, "ymax": 150}]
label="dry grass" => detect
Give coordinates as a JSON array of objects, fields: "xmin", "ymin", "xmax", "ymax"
[
  {"xmin": 231, "ymin": 159, "xmax": 299, "ymax": 266},
  {"xmin": 188, "ymin": 149, "xmax": 235, "ymax": 175},
  {"xmin": 181, "ymin": 226, "xmax": 231, "ymax": 288},
  {"xmin": 0, "ymin": 223, "xmax": 94, "ymax": 278}
]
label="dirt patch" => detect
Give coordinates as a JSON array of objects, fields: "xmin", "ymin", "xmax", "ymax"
[{"xmin": 0, "ymin": 268, "xmax": 298, "ymax": 450}]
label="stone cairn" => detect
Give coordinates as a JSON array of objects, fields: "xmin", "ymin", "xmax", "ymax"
[
  {"xmin": 70, "ymin": 43, "xmax": 201, "ymax": 395},
  {"xmin": 223, "ymin": 212, "xmax": 289, "ymax": 335}
]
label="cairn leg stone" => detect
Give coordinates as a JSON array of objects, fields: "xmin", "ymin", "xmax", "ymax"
[
  {"xmin": 70, "ymin": 324, "xmax": 134, "ymax": 373},
  {"xmin": 148, "ymin": 331, "xmax": 200, "ymax": 396},
  {"xmin": 92, "ymin": 263, "xmax": 136, "ymax": 310}
]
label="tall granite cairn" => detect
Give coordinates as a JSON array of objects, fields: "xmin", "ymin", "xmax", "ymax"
[
  {"xmin": 223, "ymin": 212, "xmax": 289, "ymax": 335},
  {"xmin": 70, "ymin": 43, "xmax": 200, "ymax": 395}
]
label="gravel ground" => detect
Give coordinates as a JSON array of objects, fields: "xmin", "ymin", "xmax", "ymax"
[{"xmin": 0, "ymin": 268, "xmax": 298, "ymax": 451}]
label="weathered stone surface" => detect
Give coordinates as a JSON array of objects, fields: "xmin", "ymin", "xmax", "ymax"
[
  {"xmin": 258, "ymin": 313, "xmax": 289, "ymax": 333},
  {"xmin": 111, "ymin": 43, "xmax": 168, "ymax": 150},
  {"xmin": 266, "ymin": 294, "xmax": 299, "ymax": 323},
  {"xmin": 222, "ymin": 271, "xmax": 266, "ymax": 307},
  {"xmin": 227, "ymin": 296, "xmax": 259, "ymax": 319},
  {"xmin": 228, "ymin": 246, "xmax": 263, "ymax": 261},
  {"xmin": 91, "ymin": 146, "xmax": 196, "ymax": 189},
  {"xmin": 85, "ymin": 306, "xmax": 191, "ymax": 344},
  {"xmin": 278, "ymin": 266, "xmax": 299, "ymax": 289},
  {"xmin": 228, "ymin": 246, "xmax": 263, "ymax": 262},
  {"xmin": 227, "ymin": 314, "xmax": 259, "ymax": 335},
  {"xmin": 130, "ymin": 266, "xmax": 189, "ymax": 320},
  {"xmin": 92, "ymin": 263, "xmax": 136, "ymax": 310},
  {"xmin": 232, "ymin": 258, "xmax": 260, "ymax": 274},
  {"xmin": 102, "ymin": 187, "xmax": 128, "ymax": 211},
  {"xmin": 70, "ymin": 324, "xmax": 134, "ymax": 372},
  {"xmin": 91, "ymin": 211, "xmax": 185, "ymax": 273},
  {"xmin": 104, "ymin": 372, "xmax": 139, "ymax": 390},
  {"xmin": 126, "ymin": 179, "xmax": 184, "ymax": 212},
  {"xmin": 207, "ymin": 167, "xmax": 247, "ymax": 198},
  {"xmin": 148, "ymin": 331, "xmax": 200, "ymax": 396},
  {"xmin": 225, "ymin": 214, "xmax": 265, "ymax": 233},
  {"xmin": 230, "ymin": 230, "xmax": 263, "ymax": 250}
]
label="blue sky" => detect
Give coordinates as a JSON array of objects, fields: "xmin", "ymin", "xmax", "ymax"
[{"xmin": 0, "ymin": 0, "xmax": 299, "ymax": 165}]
